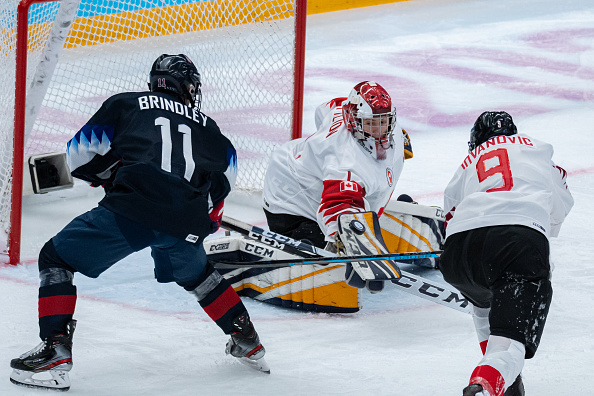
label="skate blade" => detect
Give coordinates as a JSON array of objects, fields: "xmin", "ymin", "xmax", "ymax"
[
  {"xmin": 236, "ymin": 356, "xmax": 271, "ymax": 374},
  {"xmin": 10, "ymin": 368, "xmax": 71, "ymax": 391}
]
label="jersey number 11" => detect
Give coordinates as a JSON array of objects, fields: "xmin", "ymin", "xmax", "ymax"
[{"xmin": 155, "ymin": 116, "xmax": 195, "ymax": 181}]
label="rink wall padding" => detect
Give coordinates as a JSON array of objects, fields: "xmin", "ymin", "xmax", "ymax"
[
  {"xmin": 307, "ymin": 0, "xmax": 412, "ymax": 14},
  {"xmin": 24, "ymin": 0, "xmax": 296, "ymax": 49},
  {"xmin": 23, "ymin": 0, "xmax": 412, "ymax": 49}
]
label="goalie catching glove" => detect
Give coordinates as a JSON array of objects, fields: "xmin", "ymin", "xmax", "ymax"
[{"xmin": 337, "ymin": 212, "xmax": 402, "ymax": 294}]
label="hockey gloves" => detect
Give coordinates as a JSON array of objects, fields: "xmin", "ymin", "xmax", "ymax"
[
  {"xmin": 209, "ymin": 200, "xmax": 225, "ymax": 234},
  {"xmin": 337, "ymin": 233, "xmax": 384, "ymax": 294}
]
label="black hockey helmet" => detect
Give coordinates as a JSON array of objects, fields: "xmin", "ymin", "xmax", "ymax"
[
  {"xmin": 468, "ymin": 111, "xmax": 517, "ymax": 152},
  {"xmin": 149, "ymin": 54, "xmax": 202, "ymax": 109}
]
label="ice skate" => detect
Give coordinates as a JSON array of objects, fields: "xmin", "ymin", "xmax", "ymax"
[
  {"xmin": 503, "ymin": 375, "xmax": 524, "ymax": 396},
  {"xmin": 462, "ymin": 384, "xmax": 489, "ymax": 396},
  {"xmin": 225, "ymin": 312, "xmax": 270, "ymax": 374},
  {"xmin": 10, "ymin": 320, "xmax": 76, "ymax": 391}
]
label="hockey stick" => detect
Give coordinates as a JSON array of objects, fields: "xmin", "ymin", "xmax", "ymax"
[
  {"xmin": 211, "ymin": 251, "xmax": 441, "ymax": 268},
  {"xmin": 220, "ymin": 216, "xmax": 470, "ymax": 314},
  {"xmin": 221, "ymin": 215, "xmax": 334, "ymax": 258}
]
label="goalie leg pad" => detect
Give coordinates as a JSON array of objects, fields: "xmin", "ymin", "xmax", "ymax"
[
  {"xmin": 381, "ymin": 200, "xmax": 446, "ymax": 268},
  {"xmin": 345, "ymin": 263, "xmax": 366, "ymax": 289}
]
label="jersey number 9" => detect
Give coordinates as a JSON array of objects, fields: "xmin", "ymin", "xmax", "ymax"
[{"xmin": 476, "ymin": 148, "xmax": 513, "ymax": 192}]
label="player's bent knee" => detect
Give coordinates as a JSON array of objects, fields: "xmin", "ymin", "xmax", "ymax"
[
  {"xmin": 180, "ymin": 262, "xmax": 222, "ymax": 301},
  {"xmin": 38, "ymin": 239, "xmax": 76, "ymax": 273},
  {"xmin": 491, "ymin": 277, "xmax": 552, "ymax": 359}
]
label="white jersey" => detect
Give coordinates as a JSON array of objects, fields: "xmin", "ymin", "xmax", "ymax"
[
  {"xmin": 263, "ymin": 98, "xmax": 406, "ymax": 241},
  {"xmin": 443, "ymin": 133, "xmax": 574, "ymax": 239}
]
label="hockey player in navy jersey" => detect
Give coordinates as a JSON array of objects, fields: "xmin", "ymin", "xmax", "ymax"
[
  {"xmin": 10, "ymin": 54, "xmax": 269, "ymax": 391},
  {"xmin": 439, "ymin": 112, "xmax": 574, "ymax": 396}
]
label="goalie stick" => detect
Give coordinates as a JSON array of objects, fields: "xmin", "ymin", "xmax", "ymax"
[
  {"xmin": 221, "ymin": 215, "xmax": 334, "ymax": 258},
  {"xmin": 220, "ymin": 216, "xmax": 470, "ymax": 314}
]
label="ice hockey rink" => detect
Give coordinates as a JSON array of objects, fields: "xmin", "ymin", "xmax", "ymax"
[{"xmin": 2, "ymin": 0, "xmax": 594, "ymax": 394}]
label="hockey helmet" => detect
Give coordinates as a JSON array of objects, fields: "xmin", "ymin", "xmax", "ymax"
[
  {"xmin": 342, "ymin": 81, "xmax": 397, "ymax": 160},
  {"xmin": 469, "ymin": 111, "xmax": 517, "ymax": 152},
  {"xmin": 149, "ymin": 54, "xmax": 202, "ymax": 109}
]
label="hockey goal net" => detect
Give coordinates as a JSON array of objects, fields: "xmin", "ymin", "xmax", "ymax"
[{"xmin": 1, "ymin": 0, "xmax": 306, "ymax": 264}]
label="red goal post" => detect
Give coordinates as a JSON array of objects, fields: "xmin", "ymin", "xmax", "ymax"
[{"xmin": 2, "ymin": 0, "xmax": 307, "ymax": 265}]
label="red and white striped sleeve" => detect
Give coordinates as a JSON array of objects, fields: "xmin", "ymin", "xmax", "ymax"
[{"xmin": 317, "ymin": 176, "xmax": 367, "ymax": 240}]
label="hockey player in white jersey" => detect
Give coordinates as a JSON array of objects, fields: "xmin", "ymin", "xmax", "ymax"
[
  {"xmin": 262, "ymin": 81, "xmax": 412, "ymax": 252},
  {"xmin": 438, "ymin": 111, "xmax": 574, "ymax": 396}
]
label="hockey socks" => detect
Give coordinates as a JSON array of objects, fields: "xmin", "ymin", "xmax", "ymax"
[
  {"xmin": 185, "ymin": 265, "xmax": 247, "ymax": 334},
  {"xmin": 471, "ymin": 305, "xmax": 491, "ymax": 355},
  {"xmin": 38, "ymin": 240, "xmax": 77, "ymax": 340},
  {"xmin": 469, "ymin": 336, "xmax": 525, "ymax": 396}
]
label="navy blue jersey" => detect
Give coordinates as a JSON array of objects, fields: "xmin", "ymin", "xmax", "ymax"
[{"xmin": 66, "ymin": 91, "xmax": 237, "ymax": 243}]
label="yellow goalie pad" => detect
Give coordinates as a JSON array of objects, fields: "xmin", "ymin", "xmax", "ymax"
[
  {"xmin": 379, "ymin": 200, "xmax": 445, "ymax": 268},
  {"xmin": 208, "ymin": 201, "xmax": 444, "ymax": 313},
  {"xmin": 204, "ymin": 236, "xmax": 360, "ymax": 313},
  {"xmin": 224, "ymin": 264, "xmax": 360, "ymax": 313}
]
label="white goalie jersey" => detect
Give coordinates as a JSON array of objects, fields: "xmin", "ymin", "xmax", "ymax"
[
  {"xmin": 262, "ymin": 98, "xmax": 406, "ymax": 240},
  {"xmin": 444, "ymin": 134, "xmax": 574, "ymax": 239}
]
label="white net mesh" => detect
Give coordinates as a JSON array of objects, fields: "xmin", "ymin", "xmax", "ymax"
[{"xmin": 0, "ymin": 0, "xmax": 299, "ymax": 250}]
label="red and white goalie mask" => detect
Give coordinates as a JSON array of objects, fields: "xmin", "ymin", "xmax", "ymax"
[{"xmin": 342, "ymin": 81, "xmax": 397, "ymax": 160}]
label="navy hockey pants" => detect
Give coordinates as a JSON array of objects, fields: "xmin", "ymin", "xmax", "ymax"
[
  {"xmin": 38, "ymin": 205, "xmax": 246, "ymax": 339},
  {"xmin": 51, "ymin": 205, "xmax": 207, "ymax": 284},
  {"xmin": 439, "ymin": 225, "xmax": 551, "ymax": 359},
  {"xmin": 37, "ymin": 206, "xmax": 208, "ymax": 339}
]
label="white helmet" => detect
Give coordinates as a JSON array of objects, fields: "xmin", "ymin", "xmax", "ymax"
[{"xmin": 342, "ymin": 81, "xmax": 397, "ymax": 160}]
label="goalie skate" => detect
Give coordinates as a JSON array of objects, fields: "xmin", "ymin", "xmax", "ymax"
[
  {"xmin": 10, "ymin": 320, "xmax": 76, "ymax": 391},
  {"xmin": 225, "ymin": 312, "xmax": 270, "ymax": 374}
]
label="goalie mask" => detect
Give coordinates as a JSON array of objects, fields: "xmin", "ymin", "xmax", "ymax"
[
  {"xmin": 342, "ymin": 81, "xmax": 397, "ymax": 160},
  {"xmin": 468, "ymin": 111, "xmax": 517, "ymax": 152},
  {"xmin": 149, "ymin": 54, "xmax": 202, "ymax": 109}
]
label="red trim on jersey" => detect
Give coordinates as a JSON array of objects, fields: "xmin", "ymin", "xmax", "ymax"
[
  {"xmin": 202, "ymin": 286, "xmax": 241, "ymax": 321},
  {"xmin": 469, "ymin": 365, "xmax": 505, "ymax": 396},
  {"xmin": 327, "ymin": 97, "xmax": 347, "ymax": 108},
  {"xmin": 444, "ymin": 206, "xmax": 455, "ymax": 231},
  {"xmin": 378, "ymin": 190, "xmax": 395, "ymax": 218},
  {"xmin": 322, "ymin": 203, "xmax": 361, "ymax": 225},
  {"xmin": 38, "ymin": 295, "xmax": 77, "ymax": 318},
  {"xmin": 319, "ymin": 180, "xmax": 366, "ymax": 224},
  {"xmin": 480, "ymin": 340, "xmax": 488, "ymax": 355}
]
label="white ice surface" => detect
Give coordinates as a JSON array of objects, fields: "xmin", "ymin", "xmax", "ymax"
[{"xmin": 2, "ymin": 0, "xmax": 594, "ymax": 394}]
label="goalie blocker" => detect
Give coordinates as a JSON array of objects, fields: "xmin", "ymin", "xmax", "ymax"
[{"xmin": 210, "ymin": 200, "xmax": 448, "ymax": 313}]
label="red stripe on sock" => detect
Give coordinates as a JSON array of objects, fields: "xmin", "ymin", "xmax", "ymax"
[
  {"xmin": 38, "ymin": 295, "xmax": 77, "ymax": 318},
  {"xmin": 202, "ymin": 286, "xmax": 241, "ymax": 322},
  {"xmin": 469, "ymin": 365, "xmax": 505, "ymax": 396}
]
